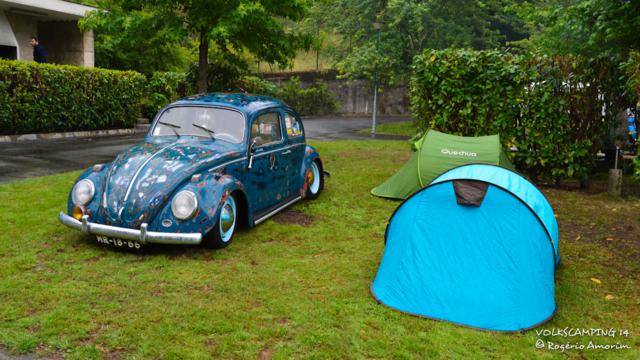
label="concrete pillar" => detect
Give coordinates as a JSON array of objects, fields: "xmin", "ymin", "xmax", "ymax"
[
  {"xmin": 82, "ymin": 29, "xmax": 94, "ymax": 68},
  {"xmin": 608, "ymin": 169, "xmax": 622, "ymax": 196}
]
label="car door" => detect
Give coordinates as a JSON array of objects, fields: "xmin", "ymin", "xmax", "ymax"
[
  {"xmin": 280, "ymin": 109, "xmax": 306, "ymax": 197},
  {"xmin": 246, "ymin": 110, "xmax": 288, "ymax": 215}
]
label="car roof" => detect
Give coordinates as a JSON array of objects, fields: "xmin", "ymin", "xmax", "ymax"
[{"xmin": 171, "ymin": 93, "xmax": 288, "ymax": 115}]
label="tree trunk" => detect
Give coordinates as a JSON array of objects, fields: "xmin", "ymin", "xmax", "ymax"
[{"xmin": 197, "ymin": 31, "xmax": 209, "ymax": 93}]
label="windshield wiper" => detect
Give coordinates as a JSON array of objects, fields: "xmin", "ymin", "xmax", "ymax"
[
  {"xmin": 158, "ymin": 120, "xmax": 181, "ymax": 137},
  {"xmin": 193, "ymin": 123, "xmax": 215, "ymax": 140}
]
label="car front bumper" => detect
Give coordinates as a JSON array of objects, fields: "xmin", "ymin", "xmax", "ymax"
[{"xmin": 58, "ymin": 212, "xmax": 202, "ymax": 245}]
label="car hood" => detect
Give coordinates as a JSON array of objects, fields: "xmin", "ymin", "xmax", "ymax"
[{"xmin": 102, "ymin": 137, "xmax": 243, "ymax": 227}]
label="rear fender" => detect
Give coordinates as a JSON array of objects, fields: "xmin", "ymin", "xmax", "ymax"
[{"xmin": 299, "ymin": 145, "xmax": 321, "ymax": 198}]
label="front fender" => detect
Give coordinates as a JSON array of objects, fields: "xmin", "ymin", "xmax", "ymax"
[
  {"xmin": 66, "ymin": 164, "xmax": 110, "ymax": 218},
  {"xmin": 148, "ymin": 172, "xmax": 249, "ymax": 235}
]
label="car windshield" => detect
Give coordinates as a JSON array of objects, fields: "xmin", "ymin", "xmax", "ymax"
[{"xmin": 152, "ymin": 106, "xmax": 245, "ymax": 144}]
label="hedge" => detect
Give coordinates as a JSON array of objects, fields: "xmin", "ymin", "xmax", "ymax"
[
  {"xmin": 410, "ymin": 49, "xmax": 627, "ymax": 182},
  {"xmin": 0, "ymin": 60, "xmax": 145, "ymax": 135},
  {"xmin": 623, "ymin": 51, "xmax": 640, "ymax": 181}
]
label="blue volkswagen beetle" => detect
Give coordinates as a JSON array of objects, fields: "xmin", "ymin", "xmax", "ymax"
[{"xmin": 59, "ymin": 93, "xmax": 325, "ymax": 249}]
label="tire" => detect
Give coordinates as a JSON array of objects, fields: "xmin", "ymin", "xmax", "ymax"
[
  {"xmin": 306, "ymin": 159, "xmax": 324, "ymax": 199},
  {"xmin": 202, "ymin": 194, "xmax": 238, "ymax": 249}
]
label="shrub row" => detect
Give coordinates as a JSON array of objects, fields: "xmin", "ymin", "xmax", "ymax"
[
  {"xmin": 0, "ymin": 60, "xmax": 144, "ymax": 135},
  {"xmin": 622, "ymin": 51, "xmax": 640, "ymax": 181},
  {"xmin": 410, "ymin": 49, "xmax": 628, "ymax": 182}
]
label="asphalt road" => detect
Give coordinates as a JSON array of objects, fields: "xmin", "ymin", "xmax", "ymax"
[{"xmin": 0, "ymin": 115, "xmax": 409, "ymax": 183}]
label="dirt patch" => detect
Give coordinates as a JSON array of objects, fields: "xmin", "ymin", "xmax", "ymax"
[
  {"xmin": 273, "ymin": 209, "xmax": 315, "ymax": 227},
  {"xmin": 258, "ymin": 348, "xmax": 272, "ymax": 360}
]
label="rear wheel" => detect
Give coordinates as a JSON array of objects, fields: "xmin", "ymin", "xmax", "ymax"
[
  {"xmin": 202, "ymin": 194, "xmax": 237, "ymax": 249},
  {"xmin": 306, "ymin": 160, "xmax": 324, "ymax": 199}
]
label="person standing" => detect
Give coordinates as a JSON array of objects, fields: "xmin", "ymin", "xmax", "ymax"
[{"xmin": 30, "ymin": 36, "xmax": 47, "ymax": 63}]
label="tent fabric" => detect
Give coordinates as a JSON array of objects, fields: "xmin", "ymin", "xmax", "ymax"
[
  {"xmin": 371, "ymin": 130, "xmax": 513, "ymax": 200},
  {"xmin": 431, "ymin": 164, "xmax": 559, "ymax": 263},
  {"xmin": 372, "ymin": 164, "xmax": 558, "ymax": 332}
]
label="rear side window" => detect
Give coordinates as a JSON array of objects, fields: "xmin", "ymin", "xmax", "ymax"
[
  {"xmin": 251, "ymin": 112, "xmax": 282, "ymax": 146},
  {"xmin": 284, "ymin": 113, "xmax": 303, "ymax": 138}
]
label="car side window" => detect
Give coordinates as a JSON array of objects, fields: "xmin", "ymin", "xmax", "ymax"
[
  {"xmin": 284, "ymin": 112, "xmax": 303, "ymax": 138},
  {"xmin": 251, "ymin": 112, "xmax": 282, "ymax": 146}
]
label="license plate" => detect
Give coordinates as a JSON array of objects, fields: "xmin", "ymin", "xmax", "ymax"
[{"xmin": 96, "ymin": 235, "xmax": 142, "ymax": 249}]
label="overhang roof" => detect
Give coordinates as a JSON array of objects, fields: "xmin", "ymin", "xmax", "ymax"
[{"xmin": 0, "ymin": 0, "xmax": 96, "ymax": 20}]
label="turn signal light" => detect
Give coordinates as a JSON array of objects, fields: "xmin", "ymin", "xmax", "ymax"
[{"xmin": 72, "ymin": 206, "xmax": 84, "ymax": 220}]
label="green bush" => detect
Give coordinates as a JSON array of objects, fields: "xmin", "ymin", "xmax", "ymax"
[
  {"xmin": 141, "ymin": 72, "xmax": 193, "ymax": 120},
  {"xmin": 410, "ymin": 49, "xmax": 627, "ymax": 182},
  {"xmin": 276, "ymin": 77, "xmax": 338, "ymax": 116},
  {"xmin": 622, "ymin": 51, "xmax": 640, "ymax": 182},
  {"xmin": 0, "ymin": 60, "xmax": 144, "ymax": 135},
  {"xmin": 242, "ymin": 76, "xmax": 338, "ymax": 116},
  {"xmin": 240, "ymin": 75, "xmax": 280, "ymax": 97}
]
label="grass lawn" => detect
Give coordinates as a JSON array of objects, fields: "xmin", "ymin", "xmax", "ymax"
[{"xmin": 1, "ymin": 140, "xmax": 639, "ymax": 359}]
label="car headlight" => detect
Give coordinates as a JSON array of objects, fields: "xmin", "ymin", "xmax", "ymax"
[
  {"xmin": 171, "ymin": 190, "xmax": 198, "ymax": 220},
  {"xmin": 72, "ymin": 179, "xmax": 95, "ymax": 206}
]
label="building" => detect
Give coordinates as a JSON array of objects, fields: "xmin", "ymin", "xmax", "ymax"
[{"xmin": 0, "ymin": 0, "xmax": 95, "ymax": 67}]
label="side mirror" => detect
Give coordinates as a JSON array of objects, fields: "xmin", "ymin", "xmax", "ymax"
[{"xmin": 248, "ymin": 138, "xmax": 258, "ymax": 169}]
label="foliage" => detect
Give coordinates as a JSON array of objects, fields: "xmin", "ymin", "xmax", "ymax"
[
  {"xmin": 410, "ymin": 49, "xmax": 627, "ymax": 182},
  {"xmin": 80, "ymin": 4, "xmax": 192, "ymax": 74},
  {"xmin": 185, "ymin": 53, "xmax": 249, "ymax": 93},
  {"xmin": 241, "ymin": 76, "xmax": 338, "ymax": 116},
  {"xmin": 240, "ymin": 75, "xmax": 280, "ymax": 96},
  {"xmin": 1, "ymin": 141, "xmax": 639, "ymax": 358},
  {"xmin": 623, "ymin": 51, "xmax": 640, "ymax": 103},
  {"xmin": 141, "ymin": 72, "xmax": 337, "ymax": 118},
  {"xmin": 512, "ymin": 0, "xmax": 640, "ymax": 59},
  {"xmin": 311, "ymin": 0, "xmax": 527, "ymax": 85},
  {"xmin": 619, "ymin": 51, "xmax": 640, "ymax": 182},
  {"xmin": 276, "ymin": 77, "xmax": 338, "ymax": 116},
  {"xmin": 141, "ymin": 72, "xmax": 193, "ymax": 120},
  {"xmin": 84, "ymin": 0, "xmax": 310, "ymax": 92},
  {"xmin": 0, "ymin": 60, "xmax": 144, "ymax": 135}
]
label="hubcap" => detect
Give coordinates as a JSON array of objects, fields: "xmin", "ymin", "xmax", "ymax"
[
  {"xmin": 309, "ymin": 162, "xmax": 320, "ymax": 194},
  {"xmin": 219, "ymin": 196, "xmax": 236, "ymax": 243}
]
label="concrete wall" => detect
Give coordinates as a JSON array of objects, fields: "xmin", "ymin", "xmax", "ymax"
[
  {"xmin": 264, "ymin": 71, "xmax": 409, "ymax": 115},
  {"xmin": 5, "ymin": 12, "xmax": 36, "ymax": 61}
]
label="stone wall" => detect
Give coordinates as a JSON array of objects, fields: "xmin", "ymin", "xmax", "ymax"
[{"xmin": 264, "ymin": 70, "xmax": 409, "ymax": 115}]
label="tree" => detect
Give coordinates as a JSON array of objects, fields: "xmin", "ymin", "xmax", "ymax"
[
  {"xmin": 310, "ymin": 0, "xmax": 527, "ymax": 85},
  {"xmin": 81, "ymin": 6, "xmax": 191, "ymax": 74},
  {"xmin": 512, "ymin": 0, "xmax": 640, "ymax": 58},
  {"xmin": 84, "ymin": 0, "xmax": 309, "ymax": 92}
]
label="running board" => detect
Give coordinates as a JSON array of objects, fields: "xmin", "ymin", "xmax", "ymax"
[{"xmin": 253, "ymin": 196, "xmax": 302, "ymax": 225}]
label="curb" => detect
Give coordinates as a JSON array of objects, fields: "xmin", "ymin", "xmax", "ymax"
[{"xmin": 0, "ymin": 128, "xmax": 144, "ymax": 143}]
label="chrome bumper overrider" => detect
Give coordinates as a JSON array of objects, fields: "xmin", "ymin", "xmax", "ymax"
[{"xmin": 58, "ymin": 212, "xmax": 202, "ymax": 245}]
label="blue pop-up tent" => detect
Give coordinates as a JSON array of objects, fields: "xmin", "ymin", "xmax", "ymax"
[{"xmin": 371, "ymin": 164, "xmax": 559, "ymax": 332}]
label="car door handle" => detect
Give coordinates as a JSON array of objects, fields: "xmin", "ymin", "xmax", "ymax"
[{"xmin": 282, "ymin": 150, "xmax": 292, "ymax": 155}]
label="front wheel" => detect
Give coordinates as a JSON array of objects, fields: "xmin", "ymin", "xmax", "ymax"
[
  {"xmin": 202, "ymin": 194, "xmax": 237, "ymax": 249},
  {"xmin": 306, "ymin": 160, "xmax": 324, "ymax": 199}
]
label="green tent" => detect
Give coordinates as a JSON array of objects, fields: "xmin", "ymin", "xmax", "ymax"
[{"xmin": 371, "ymin": 130, "xmax": 514, "ymax": 199}]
